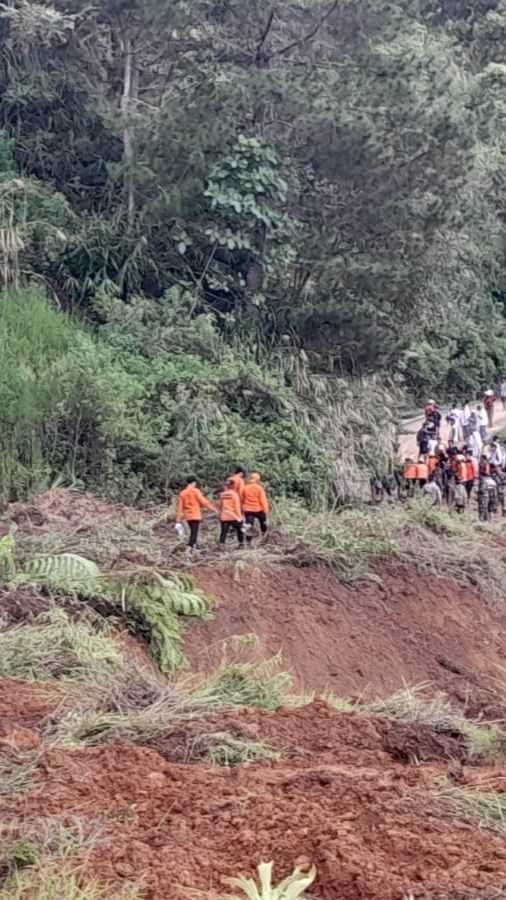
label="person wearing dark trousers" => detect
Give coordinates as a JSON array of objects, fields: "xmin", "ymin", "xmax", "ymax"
[
  {"xmin": 219, "ymin": 480, "xmax": 244, "ymax": 546},
  {"xmin": 176, "ymin": 477, "xmax": 217, "ymax": 555},
  {"xmin": 242, "ymin": 473, "xmax": 270, "ymax": 543}
]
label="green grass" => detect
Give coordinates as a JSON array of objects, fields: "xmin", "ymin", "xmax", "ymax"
[
  {"xmin": 441, "ymin": 787, "xmax": 506, "ymax": 835},
  {"xmin": 191, "ymin": 655, "xmax": 296, "ymax": 711},
  {"xmin": 0, "ymin": 864, "xmax": 142, "ymax": 899},
  {"xmin": 0, "ymin": 757, "xmax": 38, "ymax": 798},
  {"xmin": 366, "ymin": 684, "xmax": 506, "ymax": 765},
  {"xmin": 0, "ymin": 608, "xmax": 121, "ymax": 681},
  {"xmin": 273, "ymin": 497, "xmax": 506, "ymax": 604}
]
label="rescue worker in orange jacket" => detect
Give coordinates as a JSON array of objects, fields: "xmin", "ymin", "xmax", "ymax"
[
  {"xmin": 242, "ymin": 473, "xmax": 270, "ymax": 542},
  {"xmin": 228, "ymin": 467, "xmax": 246, "ymax": 502},
  {"xmin": 219, "ymin": 479, "xmax": 244, "ymax": 546},
  {"xmin": 176, "ymin": 477, "xmax": 217, "ymax": 552},
  {"xmin": 416, "ymin": 457, "xmax": 429, "ymax": 487},
  {"xmin": 403, "ymin": 459, "xmax": 418, "ymax": 497},
  {"xmin": 464, "ymin": 449, "xmax": 478, "ymax": 499}
]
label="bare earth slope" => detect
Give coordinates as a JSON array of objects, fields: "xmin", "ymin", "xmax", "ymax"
[{"xmin": 187, "ymin": 563, "xmax": 506, "ymax": 702}]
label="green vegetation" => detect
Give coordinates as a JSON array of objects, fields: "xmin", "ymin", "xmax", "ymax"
[
  {"xmin": 1, "ymin": 1, "xmax": 505, "ymax": 505},
  {"xmin": 0, "ymin": 608, "xmax": 121, "ymax": 681},
  {"xmin": 442, "ymin": 788, "xmax": 506, "ymax": 836},
  {"xmin": 3, "ymin": 542, "xmax": 215, "ymax": 672},
  {"xmin": 0, "ymin": 864, "xmax": 142, "ymax": 900}
]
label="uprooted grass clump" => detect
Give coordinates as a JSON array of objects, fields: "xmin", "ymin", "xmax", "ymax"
[
  {"xmin": 44, "ymin": 659, "xmax": 287, "ymax": 766},
  {"xmin": 0, "ymin": 608, "xmax": 121, "ymax": 681},
  {"xmin": 366, "ymin": 684, "xmax": 506, "ymax": 765},
  {"xmin": 441, "ymin": 787, "xmax": 506, "ymax": 836},
  {"xmin": 1, "ymin": 539, "xmax": 215, "ymax": 673}
]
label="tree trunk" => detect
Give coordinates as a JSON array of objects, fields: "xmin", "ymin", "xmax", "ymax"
[{"xmin": 121, "ymin": 37, "xmax": 136, "ymax": 227}]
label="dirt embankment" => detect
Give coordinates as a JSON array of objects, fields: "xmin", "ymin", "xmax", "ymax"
[
  {"xmin": 2, "ymin": 695, "xmax": 506, "ymax": 899},
  {"xmin": 187, "ymin": 562, "xmax": 506, "ymax": 704}
]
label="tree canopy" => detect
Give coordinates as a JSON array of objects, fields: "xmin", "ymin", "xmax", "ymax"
[{"xmin": 0, "ymin": 0, "xmax": 505, "ymax": 502}]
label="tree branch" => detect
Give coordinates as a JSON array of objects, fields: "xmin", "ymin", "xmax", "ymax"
[{"xmin": 273, "ymin": 0, "xmax": 338, "ymax": 58}]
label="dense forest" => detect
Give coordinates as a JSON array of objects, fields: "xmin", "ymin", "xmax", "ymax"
[{"xmin": 0, "ymin": 0, "xmax": 505, "ymax": 505}]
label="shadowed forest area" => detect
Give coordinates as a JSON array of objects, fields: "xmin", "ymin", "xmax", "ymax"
[{"xmin": 1, "ymin": 0, "xmax": 506, "ymax": 505}]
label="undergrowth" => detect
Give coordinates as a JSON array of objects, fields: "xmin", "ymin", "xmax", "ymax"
[
  {"xmin": 274, "ymin": 498, "xmax": 506, "ymax": 602},
  {"xmin": 0, "ymin": 608, "xmax": 121, "ymax": 681},
  {"xmin": 2, "ymin": 541, "xmax": 215, "ymax": 673},
  {"xmin": 441, "ymin": 787, "xmax": 506, "ymax": 836}
]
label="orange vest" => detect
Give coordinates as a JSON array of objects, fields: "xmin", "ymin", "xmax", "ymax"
[
  {"xmin": 416, "ymin": 462, "xmax": 429, "ymax": 480},
  {"xmin": 219, "ymin": 489, "xmax": 242, "ymax": 522},
  {"xmin": 456, "ymin": 461, "xmax": 467, "ymax": 484},
  {"xmin": 176, "ymin": 486, "xmax": 216, "ymax": 522},
  {"xmin": 228, "ymin": 474, "xmax": 245, "ymax": 501},
  {"xmin": 243, "ymin": 482, "xmax": 270, "ymax": 514},
  {"xmin": 404, "ymin": 463, "xmax": 418, "ymax": 480},
  {"xmin": 428, "ymin": 456, "xmax": 438, "ymax": 476}
]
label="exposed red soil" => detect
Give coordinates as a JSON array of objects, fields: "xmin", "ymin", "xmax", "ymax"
[
  {"xmin": 3, "ymin": 701, "xmax": 506, "ymax": 899},
  {"xmin": 187, "ymin": 563, "xmax": 506, "ymax": 706},
  {"xmin": 0, "ymin": 678, "xmax": 57, "ymax": 733}
]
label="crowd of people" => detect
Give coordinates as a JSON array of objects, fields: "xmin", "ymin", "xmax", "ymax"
[
  {"xmin": 396, "ymin": 388, "xmax": 506, "ymax": 520},
  {"xmin": 175, "ymin": 468, "xmax": 270, "ymax": 555}
]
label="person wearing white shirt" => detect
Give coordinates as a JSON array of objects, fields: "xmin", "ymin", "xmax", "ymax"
[
  {"xmin": 476, "ymin": 404, "xmax": 488, "ymax": 443},
  {"xmin": 501, "ymin": 378, "xmax": 506, "ymax": 412}
]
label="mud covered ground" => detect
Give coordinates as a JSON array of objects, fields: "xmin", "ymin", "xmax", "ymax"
[
  {"xmin": 2, "ymin": 490, "xmax": 506, "ymax": 898},
  {"xmin": 2, "ymin": 682, "xmax": 506, "ymax": 899}
]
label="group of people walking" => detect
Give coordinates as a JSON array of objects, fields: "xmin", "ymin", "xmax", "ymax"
[
  {"xmin": 401, "ymin": 392, "xmax": 506, "ymax": 520},
  {"xmin": 175, "ymin": 468, "xmax": 270, "ymax": 554}
]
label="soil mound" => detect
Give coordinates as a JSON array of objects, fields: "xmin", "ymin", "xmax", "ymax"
[
  {"xmin": 3, "ymin": 701, "xmax": 506, "ymax": 899},
  {"xmin": 187, "ymin": 563, "xmax": 506, "ymax": 705},
  {"xmin": 6, "ymin": 488, "xmax": 148, "ymax": 533}
]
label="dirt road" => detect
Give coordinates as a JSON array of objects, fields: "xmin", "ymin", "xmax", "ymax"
[{"xmin": 399, "ymin": 402, "xmax": 506, "ymax": 458}]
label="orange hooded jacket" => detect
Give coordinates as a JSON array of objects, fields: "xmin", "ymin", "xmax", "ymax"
[
  {"xmin": 176, "ymin": 486, "xmax": 216, "ymax": 523},
  {"xmin": 242, "ymin": 474, "xmax": 270, "ymax": 514},
  {"xmin": 219, "ymin": 488, "xmax": 243, "ymax": 522},
  {"xmin": 228, "ymin": 473, "xmax": 246, "ymax": 501}
]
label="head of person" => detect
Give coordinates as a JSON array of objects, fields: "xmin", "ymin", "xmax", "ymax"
[
  {"xmin": 465, "ymin": 448, "xmax": 473, "ymax": 458},
  {"xmin": 249, "ymin": 472, "xmax": 261, "ymax": 483},
  {"xmin": 234, "ymin": 466, "xmax": 246, "ymax": 477},
  {"xmin": 226, "ymin": 478, "xmax": 235, "ymax": 490},
  {"xmin": 485, "ymin": 389, "xmax": 494, "ymax": 397},
  {"xmin": 186, "ymin": 476, "xmax": 198, "ymax": 487},
  {"xmin": 477, "ymin": 403, "xmax": 482, "ymax": 411}
]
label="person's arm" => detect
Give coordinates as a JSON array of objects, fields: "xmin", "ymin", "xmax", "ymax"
[
  {"xmin": 260, "ymin": 487, "xmax": 270, "ymax": 515},
  {"xmin": 176, "ymin": 495, "xmax": 184, "ymax": 523},
  {"xmin": 197, "ymin": 490, "xmax": 217, "ymax": 513}
]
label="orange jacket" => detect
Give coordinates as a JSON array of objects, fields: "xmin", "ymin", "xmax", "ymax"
[
  {"xmin": 403, "ymin": 462, "xmax": 418, "ymax": 480},
  {"xmin": 242, "ymin": 474, "xmax": 270, "ymax": 514},
  {"xmin": 416, "ymin": 462, "xmax": 429, "ymax": 481},
  {"xmin": 455, "ymin": 461, "xmax": 467, "ymax": 484},
  {"xmin": 428, "ymin": 456, "xmax": 438, "ymax": 476},
  {"xmin": 176, "ymin": 486, "xmax": 216, "ymax": 523},
  {"xmin": 228, "ymin": 473, "xmax": 245, "ymax": 501},
  {"xmin": 465, "ymin": 459, "xmax": 477, "ymax": 482},
  {"xmin": 219, "ymin": 488, "xmax": 243, "ymax": 522}
]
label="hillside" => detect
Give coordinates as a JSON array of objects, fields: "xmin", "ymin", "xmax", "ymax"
[{"xmin": 1, "ymin": 490, "xmax": 506, "ymax": 898}]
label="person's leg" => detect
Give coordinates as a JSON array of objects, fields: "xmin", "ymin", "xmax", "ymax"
[
  {"xmin": 235, "ymin": 521, "xmax": 245, "ymax": 545},
  {"xmin": 488, "ymin": 408, "xmax": 493, "ymax": 428},
  {"xmin": 219, "ymin": 522, "xmax": 229, "ymax": 545},
  {"xmin": 257, "ymin": 511, "xmax": 268, "ymax": 534},
  {"xmin": 245, "ymin": 512, "xmax": 254, "ymax": 543},
  {"xmin": 188, "ymin": 521, "xmax": 200, "ymax": 549}
]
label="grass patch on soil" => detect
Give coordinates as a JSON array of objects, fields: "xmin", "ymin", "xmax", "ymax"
[
  {"xmin": 0, "ymin": 816, "xmax": 143, "ymax": 899},
  {"xmin": 273, "ymin": 497, "xmax": 506, "ymax": 602},
  {"xmin": 0, "ymin": 608, "xmax": 121, "ymax": 681},
  {"xmin": 366, "ymin": 684, "xmax": 506, "ymax": 765},
  {"xmin": 441, "ymin": 787, "xmax": 506, "ymax": 836},
  {"xmin": 0, "ymin": 757, "xmax": 38, "ymax": 798},
  {"xmin": 45, "ymin": 661, "xmax": 286, "ymax": 765}
]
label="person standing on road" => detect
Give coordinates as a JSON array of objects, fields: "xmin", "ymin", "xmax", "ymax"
[
  {"xmin": 476, "ymin": 404, "xmax": 488, "ymax": 444},
  {"xmin": 501, "ymin": 378, "xmax": 506, "ymax": 412},
  {"xmin": 218, "ymin": 479, "xmax": 245, "ymax": 546},
  {"xmin": 242, "ymin": 473, "xmax": 270, "ymax": 542},
  {"xmin": 446, "ymin": 403, "xmax": 462, "ymax": 444},
  {"xmin": 461, "ymin": 401, "xmax": 471, "ymax": 441},
  {"xmin": 484, "ymin": 390, "xmax": 497, "ymax": 428},
  {"xmin": 176, "ymin": 477, "xmax": 217, "ymax": 555}
]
